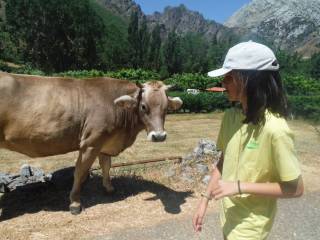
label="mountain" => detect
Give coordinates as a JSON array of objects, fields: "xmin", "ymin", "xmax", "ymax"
[
  {"xmin": 95, "ymin": 0, "xmax": 144, "ymax": 20},
  {"xmin": 225, "ymin": 0, "xmax": 320, "ymax": 57},
  {"xmin": 96, "ymin": 0, "xmax": 237, "ymax": 43},
  {"xmin": 146, "ymin": 5, "xmax": 236, "ymax": 42}
]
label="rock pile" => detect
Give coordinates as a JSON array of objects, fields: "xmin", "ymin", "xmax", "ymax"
[
  {"xmin": 166, "ymin": 139, "xmax": 221, "ymax": 186},
  {"xmin": 0, "ymin": 164, "xmax": 52, "ymax": 193}
]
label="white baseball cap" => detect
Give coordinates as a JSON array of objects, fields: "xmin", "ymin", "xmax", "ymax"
[{"xmin": 208, "ymin": 41, "xmax": 279, "ymax": 77}]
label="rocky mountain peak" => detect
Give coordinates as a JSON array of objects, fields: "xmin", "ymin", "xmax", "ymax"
[
  {"xmin": 97, "ymin": 0, "xmax": 236, "ymax": 43},
  {"xmin": 95, "ymin": 0, "xmax": 144, "ymax": 19},
  {"xmin": 225, "ymin": 0, "xmax": 320, "ymax": 57}
]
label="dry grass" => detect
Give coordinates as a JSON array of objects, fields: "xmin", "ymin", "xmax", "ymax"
[
  {"xmin": 0, "ymin": 112, "xmax": 319, "ymax": 240},
  {"xmin": 0, "ymin": 113, "xmax": 223, "ymax": 174}
]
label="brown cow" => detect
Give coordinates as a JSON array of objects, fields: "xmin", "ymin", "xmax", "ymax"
[{"xmin": 0, "ymin": 72, "xmax": 182, "ymax": 214}]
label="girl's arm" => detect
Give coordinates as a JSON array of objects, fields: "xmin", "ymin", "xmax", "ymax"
[
  {"xmin": 212, "ymin": 176, "xmax": 304, "ymax": 200},
  {"xmin": 192, "ymin": 154, "xmax": 224, "ymax": 232}
]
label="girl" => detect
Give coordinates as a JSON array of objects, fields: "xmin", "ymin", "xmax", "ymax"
[{"xmin": 192, "ymin": 41, "xmax": 304, "ymax": 240}]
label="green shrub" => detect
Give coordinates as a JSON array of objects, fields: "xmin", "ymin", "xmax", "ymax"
[
  {"xmin": 169, "ymin": 91, "xmax": 229, "ymax": 112},
  {"xmin": 288, "ymin": 95, "xmax": 320, "ymax": 121},
  {"xmin": 165, "ymin": 73, "xmax": 222, "ymax": 91},
  {"xmin": 0, "ymin": 60, "xmax": 13, "ymax": 72},
  {"xmin": 55, "ymin": 69, "xmax": 104, "ymax": 78},
  {"xmin": 283, "ymin": 75, "xmax": 320, "ymax": 96},
  {"xmin": 106, "ymin": 69, "xmax": 160, "ymax": 81}
]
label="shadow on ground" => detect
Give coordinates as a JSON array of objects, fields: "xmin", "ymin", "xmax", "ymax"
[{"xmin": 0, "ymin": 167, "xmax": 192, "ymax": 221}]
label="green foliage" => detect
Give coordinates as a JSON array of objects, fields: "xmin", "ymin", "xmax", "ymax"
[
  {"xmin": 0, "ymin": 59, "xmax": 12, "ymax": 72},
  {"xmin": 207, "ymin": 41, "xmax": 230, "ymax": 70},
  {"xmin": 148, "ymin": 24, "xmax": 162, "ymax": 71},
  {"xmin": 54, "ymin": 68, "xmax": 160, "ymax": 81},
  {"xmin": 288, "ymin": 95, "xmax": 320, "ymax": 121},
  {"xmin": 128, "ymin": 11, "xmax": 140, "ymax": 68},
  {"xmin": 165, "ymin": 73, "xmax": 221, "ymax": 91},
  {"xmin": 4, "ymin": 0, "xmax": 130, "ymax": 72},
  {"xmin": 138, "ymin": 16, "xmax": 150, "ymax": 68},
  {"xmin": 90, "ymin": 0, "xmax": 130, "ymax": 70},
  {"xmin": 55, "ymin": 69, "xmax": 104, "ymax": 78},
  {"xmin": 163, "ymin": 31, "xmax": 183, "ymax": 75},
  {"xmin": 283, "ymin": 75, "xmax": 320, "ymax": 96},
  {"xmin": 169, "ymin": 91, "xmax": 229, "ymax": 113},
  {"xmin": 0, "ymin": 61, "xmax": 45, "ymax": 75},
  {"xmin": 310, "ymin": 52, "xmax": 320, "ymax": 80},
  {"xmin": 14, "ymin": 65, "xmax": 45, "ymax": 75},
  {"xmin": 179, "ymin": 33, "xmax": 209, "ymax": 73},
  {"xmin": 106, "ymin": 68, "xmax": 160, "ymax": 81},
  {"xmin": 0, "ymin": 23, "xmax": 20, "ymax": 61}
]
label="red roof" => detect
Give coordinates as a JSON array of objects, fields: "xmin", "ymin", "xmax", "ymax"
[{"xmin": 206, "ymin": 87, "xmax": 226, "ymax": 92}]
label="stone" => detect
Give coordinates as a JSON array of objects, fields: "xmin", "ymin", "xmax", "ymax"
[
  {"xmin": 202, "ymin": 175, "xmax": 211, "ymax": 185},
  {"xmin": 20, "ymin": 164, "xmax": 32, "ymax": 178},
  {"xmin": 165, "ymin": 167, "xmax": 176, "ymax": 178},
  {"xmin": 180, "ymin": 172, "xmax": 194, "ymax": 183},
  {"xmin": 196, "ymin": 164, "xmax": 209, "ymax": 175},
  {"xmin": 225, "ymin": 0, "xmax": 320, "ymax": 57}
]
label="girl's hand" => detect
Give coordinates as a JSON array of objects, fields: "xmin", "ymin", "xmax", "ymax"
[
  {"xmin": 212, "ymin": 180, "xmax": 238, "ymax": 200},
  {"xmin": 192, "ymin": 198, "xmax": 209, "ymax": 232}
]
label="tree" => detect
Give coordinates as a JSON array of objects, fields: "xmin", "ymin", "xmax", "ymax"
[
  {"xmin": 163, "ymin": 30, "xmax": 183, "ymax": 75},
  {"xmin": 137, "ymin": 16, "xmax": 150, "ymax": 68},
  {"xmin": 180, "ymin": 33, "xmax": 209, "ymax": 73},
  {"xmin": 148, "ymin": 24, "xmax": 162, "ymax": 70},
  {"xmin": 128, "ymin": 10, "xmax": 139, "ymax": 68},
  {"xmin": 5, "ymin": 0, "xmax": 106, "ymax": 72},
  {"xmin": 310, "ymin": 52, "xmax": 320, "ymax": 80}
]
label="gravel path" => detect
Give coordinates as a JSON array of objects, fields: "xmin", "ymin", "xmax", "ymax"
[{"xmin": 91, "ymin": 191, "xmax": 320, "ymax": 240}]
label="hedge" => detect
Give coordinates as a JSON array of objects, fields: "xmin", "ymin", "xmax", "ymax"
[
  {"xmin": 168, "ymin": 91, "xmax": 230, "ymax": 113},
  {"xmin": 288, "ymin": 95, "xmax": 320, "ymax": 121},
  {"xmin": 164, "ymin": 73, "xmax": 222, "ymax": 91}
]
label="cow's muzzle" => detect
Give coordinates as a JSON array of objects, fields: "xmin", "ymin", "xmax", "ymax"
[{"xmin": 147, "ymin": 131, "xmax": 167, "ymax": 142}]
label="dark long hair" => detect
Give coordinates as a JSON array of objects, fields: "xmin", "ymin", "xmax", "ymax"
[{"xmin": 234, "ymin": 70, "xmax": 288, "ymax": 125}]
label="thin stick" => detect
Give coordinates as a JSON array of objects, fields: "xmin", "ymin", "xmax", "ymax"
[{"xmin": 91, "ymin": 156, "xmax": 182, "ymax": 171}]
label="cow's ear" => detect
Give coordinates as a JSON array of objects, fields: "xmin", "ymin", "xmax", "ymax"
[
  {"xmin": 163, "ymin": 85, "xmax": 173, "ymax": 91},
  {"xmin": 168, "ymin": 96, "xmax": 183, "ymax": 111},
  {"xmin": 114, "ymin": 95, "xmax": 137, "ymax": 109}
]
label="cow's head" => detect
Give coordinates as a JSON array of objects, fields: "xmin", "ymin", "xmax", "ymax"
[{"xmin": 114, "ymin": 81, "xmax": 183, "ymax": 142}]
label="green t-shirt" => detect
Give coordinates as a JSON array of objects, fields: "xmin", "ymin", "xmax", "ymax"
[{"xmin": 217, "ymin": 107, "xmax": 301, "ymax": 240}]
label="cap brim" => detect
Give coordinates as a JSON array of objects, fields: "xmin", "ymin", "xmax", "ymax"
[{"xmin": 208, "ymin": 68, "xmax": 231, "ymax": 77}]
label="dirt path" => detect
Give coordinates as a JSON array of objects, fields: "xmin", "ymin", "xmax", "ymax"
[{"xmin": 90, "ymin": 191, "xmax": 320, "ymax": 240}]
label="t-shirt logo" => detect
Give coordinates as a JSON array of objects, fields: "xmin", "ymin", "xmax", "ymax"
[{"xmin": 246, "ymin": 140, "xmax": 259, "ymax": 149}]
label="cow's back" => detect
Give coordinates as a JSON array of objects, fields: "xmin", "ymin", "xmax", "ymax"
[{"xmin": 0, "ymin": 72, "xmax": 141, "ymax": 157}]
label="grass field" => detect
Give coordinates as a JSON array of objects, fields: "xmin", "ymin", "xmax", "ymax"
[{"xmin": 0, "ymin": 113, "xmax": 319, "ymax": 240}]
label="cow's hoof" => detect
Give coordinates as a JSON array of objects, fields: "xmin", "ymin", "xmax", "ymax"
[
  {"xmin": 105, "ymin": 187, "xmax": 116, "ymax": 195},
  {"xmin": 69, "ymin": 203, "xmax": 82, "ymax": 215}
]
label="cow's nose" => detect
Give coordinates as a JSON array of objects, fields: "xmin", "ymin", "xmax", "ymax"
[{"xmin": 148, "ymin": 131, "xmax": 167, "ymax": 142}]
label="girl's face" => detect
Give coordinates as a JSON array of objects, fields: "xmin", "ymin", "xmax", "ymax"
[{"xmin": 222, "ymin": 72, "xmax": 247, "ymax": 108}]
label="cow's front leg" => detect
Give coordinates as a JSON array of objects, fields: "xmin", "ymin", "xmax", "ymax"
[
  {"xmin": 69, "ymin": 146, "xmax": 99, "ymax": 215},
  {"xmin": 99, "ymin": 153, "xmax": 114, "ymax": 193}
]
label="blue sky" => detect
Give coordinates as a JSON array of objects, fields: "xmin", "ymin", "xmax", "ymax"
[{"xmin": 134, "ymin": 0, "xmax": 251, "ymax": 23}]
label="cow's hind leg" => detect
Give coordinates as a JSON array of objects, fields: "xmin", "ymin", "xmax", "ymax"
[
  {"xmin": 69, "ymin": 147, "xmax": 99, "ymax": 215},
  {"xmin": 99, "ymin": 153, "xmax": 114, "ymax": 193}
]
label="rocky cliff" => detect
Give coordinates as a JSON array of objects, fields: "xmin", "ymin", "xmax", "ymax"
[
  {"xmin": 225, "ymin": 0, "xmax": 320, "ymax": 57},
  {"xmin": 96, "ymin": 1, "xmax": 237, "ymax": 43},
  {"xmin": 146, "ymin": 5, "xmax": 235, "ymax": 42}
]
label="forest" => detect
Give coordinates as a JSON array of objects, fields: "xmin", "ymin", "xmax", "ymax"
[{"xmin": 0, "ymin": 0, "xmax": 319, "ymax": 120}]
